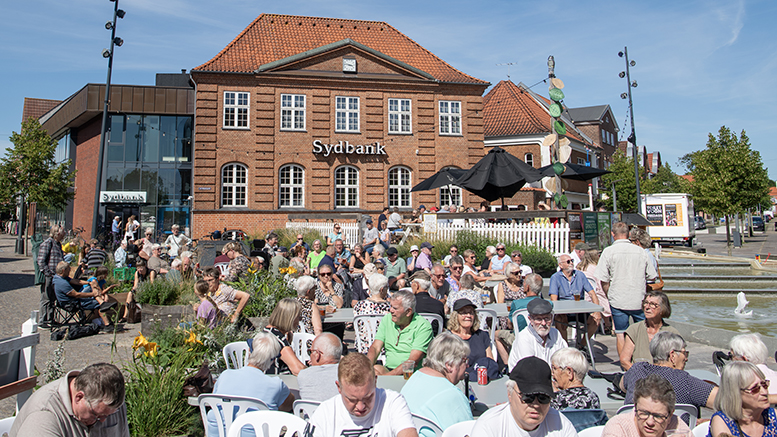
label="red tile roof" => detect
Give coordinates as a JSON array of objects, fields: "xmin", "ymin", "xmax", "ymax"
[
  {"xmin": 680, "ymin": 174, "xmax": 694, "ymax": 183},
  {"xmin": 483, "ymin": 80, "xmax": 591, "ymax": 145},
  {"xmin": 22, "ymin": 98, "xmax": 62, "ymax": 122},
  {"xmin": 194, "ymin": 14, "xmax": 487, "ymax": 85},
  {"xmin": 769, "ymin": 186, "xmax": 777, "ymax": 197}
]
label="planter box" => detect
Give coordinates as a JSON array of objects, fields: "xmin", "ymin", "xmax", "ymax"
[{"xmin": 141, "ymin": 304, "xmax": 195, "ymax": 335}]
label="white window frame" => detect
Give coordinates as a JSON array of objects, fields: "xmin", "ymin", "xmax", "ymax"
[
  {"xmin": 335, "ymin": 96, "xmax": 360, "ymax": 132},
  {"xmin": 279, "ymin": 164, "xmax": 304, "ymax": 208},
  {"xmin": 388, "ymin": 98, "xmax": 412, "ymax": 134},
  {"xmin": 334, "ymin": 165, "xmax": 359, "ymax": 208},
  {"xmin": 388, "ymin": 166, "xmax": 412, "ymax": 208},
  {"xmin": 439, "ymin": 166, "xmax": 462, "ymax": 206},
  {"xmin": 578, "ymin": 157, "xmax": 587, "ymax": 165},
  {"xmin": 439, "ymin": 100, "xmax": 462, "ymax": 135},
  {"xmin": 280, "ymin": 94, "xmax": 306, "ymax": 131},
  {"xmin": 221, "ymin": 163, "xmax": 248, "ymax": 207},
  {"xmin": 223, "ymin": 91, "xmax": 249, "ymax": 129},
  {"xmin": 524, "ymin": 153, "xmax": 534, "ymax": 167}
]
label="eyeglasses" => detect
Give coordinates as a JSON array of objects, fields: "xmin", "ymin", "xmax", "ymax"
[
  {"xmin": 672, "ymin": 349, "xmax": 690, "ymax": 358},
  {"xmin": 562, "ymin": 260, "xmax": 574, "ymax": 264},
  {"xmin": 86, "ymin": 402, "xmax": 111, "ymax": 422},
  {"xmin": 643, "ymin": 301, "xmax": 660, "ymax": 309},
  {"xmin": 741, "ymin": 380, "xmax": 770, "ymax": 395},
  {"xmin": 635, "ymin": 409, "xmax": 670, "ymax": 424},
  {"xmin": 297, "ymin": 238, "xmax": 303, "ymax": 240},
  {"xmin": 377, "ymin": 266, "xmax": 385, "ymax": 270},
  {"xmin": 334, "ymin": 227, "xmax": 341, "ymax": 230},
  {"xmin": 497, "ymin": 248, "xmax": 505, "ymax": 251},
  {"xmin": 450, "ymin": 250, "xmax": 458, "ymax": 253},
  {"xmin": 512, "ymin": 254, "xmax": 522, "ymax": 258},
  {"xmin": 432, "ymin": 274, "xmax": 445, "ymax": 278},
  {"xmin": 319, "ymin": 272, "xmax": 332, "ymax": 277},
  {"xmin": 514, "ymin": 390, "xmax": 552, "ymax": 405},
  {"xmin": 451, "ymin": 266, "xmax": 463, "ymax": 271}
]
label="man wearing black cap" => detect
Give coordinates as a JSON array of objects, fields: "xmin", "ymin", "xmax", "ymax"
[
  {"xmin": 471, "ymin": 356, "xmax": 577, "ymax": 436},
  {"xmin": 363, "ymin": 218, "xmax": 381, "ymax": 254},
  {"xmin": 507, "ymin": 298, "xmax": 566, "ymax": 372},
  {"xmin": 384, "ymin": 247, "xmax": 407, "ymax": 290}
]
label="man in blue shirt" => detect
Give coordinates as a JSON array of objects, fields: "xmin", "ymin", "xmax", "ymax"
[
  {"xmin": 549, "ymin": 254, "xmax": 598, "ymax": 345},
  {"xmin": 52, "ymin": 261, "xmax": 104, "ymax": 324}
]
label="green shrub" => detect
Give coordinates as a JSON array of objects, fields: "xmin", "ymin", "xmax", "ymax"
[
  {"xmin": 229, "ymin": 270, "xmax": 296, "ymax": 318},
  {"xmin": 135, "ymin": 280, "xmax": 185, "ymax": 306}
]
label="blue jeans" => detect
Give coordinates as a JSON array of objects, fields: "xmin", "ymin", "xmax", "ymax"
[
  {"xmin": 364, "ymin": 241, "xmax": 389, "ymax": 254},
  {"xmin": 610, "ymin": 307, "xmax": 645, "ymax": 333}
]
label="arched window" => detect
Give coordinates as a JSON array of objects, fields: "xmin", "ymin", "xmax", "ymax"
[
  {"xmin": 438, "ymin": 166, "xmax": 462, "ymax": 206},
  {"xmin": 388, "ymin": 166, "xmax": 411, "ymax": 208},
  {"xmin": 334, "ymin": 166, "xmax": 359, "ymax": 208},
  {"xmin": 221, "ymin": 163, "xmax": 247, "ymax": 207},
  {"xmin": 525, "ymin": 153, "xmax": 534, "ymax": 167},
  {"xmin": 279, "ymin": 164, "xmax": 304, "ymax": 208}
]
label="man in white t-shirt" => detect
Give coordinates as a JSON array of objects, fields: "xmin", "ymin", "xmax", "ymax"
[
  {"xmin": 309, "ymin": 353, "xmax": 418, "ymax": 437},
  {"xmin": 471, "ymin": 356, "xmax": 577, "ymax": 436},
  {"xmin": 507, "ymin": 298, "xmax": 567, "ymax": 371}
]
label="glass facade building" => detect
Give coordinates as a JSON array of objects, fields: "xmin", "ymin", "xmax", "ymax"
[{"xmin": 103, "ymin": 114, "xmax": 193, "ymax": 237}]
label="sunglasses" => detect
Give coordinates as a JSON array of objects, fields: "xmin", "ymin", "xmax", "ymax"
[
  {"xmin": 741, "ymin": 380, "xmax": 769, "ymax": 395},
  {"xmin": 451, "ymin": 266, "xmax": 463, "ymax": 271},
  {"xmin": 516, "ymin": 391, "xmax": 552, "ymax": 405},
  {"xmin": 319, "ymin": 272, "xmax": 332, "ymax": 277},
  {"xmin": 562, "ymin": 260, "xmax": 574, "ymax": 264},
  {"xmin": 497, "ymin": 248, "xmax": 505, "ymax": 251}
]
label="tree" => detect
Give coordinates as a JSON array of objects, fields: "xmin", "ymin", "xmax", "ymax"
[
  {"xmin": 683, "ymin": 126, "xmax": 770, "ymax": 252},
  {"xmin": 600, "ymin": 150, "xmax": 645, "ymax": 212},
  {"xmin": 642, "ymin": 163, "xmax": 688, "ymax": 194},
  {"xmin": 0, "ymin": 118, "xmax": 76, "ymax": 249}
]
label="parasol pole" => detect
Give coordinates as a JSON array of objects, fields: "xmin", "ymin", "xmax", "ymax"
[{"xmin": 548, "ymin": 56, "xmax": 562, "ymax": 210}]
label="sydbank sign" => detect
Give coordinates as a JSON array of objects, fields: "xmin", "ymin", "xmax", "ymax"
[
  {"xmin": 312, "ymin": 140, "xmax": 386, "ymax": 157},
  {"xmin": 100, "ymin": 191, "xmax": 147, "ymax": 203}
]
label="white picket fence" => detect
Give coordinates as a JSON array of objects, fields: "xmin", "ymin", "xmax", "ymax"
[
  {"xmin": 287, "ymin": 220, "xmax": 570, "ymax": 254},
  {"xmin": 433, "ymin": 221, "xmax": 570, "ymax": 255},
  {"xmin": 286, "ymin": 222, "xmax": 360, "ymax": 248}
]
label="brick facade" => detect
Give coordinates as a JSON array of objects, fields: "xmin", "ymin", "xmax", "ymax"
[{"xmin": 190, "ymin": 16, "xmax": 489, "ymax": 237}]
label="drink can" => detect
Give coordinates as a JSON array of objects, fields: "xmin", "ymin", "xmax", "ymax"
[{"xmin": 477, "ymin": 366, "xmax": 487, "ymax": 385}]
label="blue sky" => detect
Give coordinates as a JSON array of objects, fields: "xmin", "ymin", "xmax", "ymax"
[{"xmin": 2, "ymin": 0, "xmax": 776, "ymax": 180}]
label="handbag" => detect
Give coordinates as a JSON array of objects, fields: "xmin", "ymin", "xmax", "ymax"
[
  {"xmin": 648, "ymin": 264, "xmax": 664, "ymax": 291},
  {"xmin": 182, "ymin": 362, "xmax": 214, "ymax": 397}
]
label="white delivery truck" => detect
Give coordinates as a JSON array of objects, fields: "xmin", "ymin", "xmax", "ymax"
[{"xmin": 640, "ymin": 193, "xmax": 696, "ymax": 247}]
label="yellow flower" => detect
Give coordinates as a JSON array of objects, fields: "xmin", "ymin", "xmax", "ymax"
[
  {"xmin": 279, "ymin": 267, "xmax": 288, "ymax": 274},
  {"xmin": 143, "ymin": 342, "xmax": 158, "ymax": 358},
  {"xmin": 287, "ymin": 266, "xmax": 298, "ymax": 275},
  {"xmin": 185, "ymin": 331, "xmax": 203, "ymax": 346},
  {"xmin": 132, "ymin": 332, "xmax": 148, "ymax": 350}
]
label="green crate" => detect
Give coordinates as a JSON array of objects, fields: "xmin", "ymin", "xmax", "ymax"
[{"xmin": 113, "ymin": 267, "xmax": 136, "ymax": 281}]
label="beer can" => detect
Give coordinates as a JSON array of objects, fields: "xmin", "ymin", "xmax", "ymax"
[{"xmin": 477, "ymin": 366, "xmax": 488, "ymax": 385}]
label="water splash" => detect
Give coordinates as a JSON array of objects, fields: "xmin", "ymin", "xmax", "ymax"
[{"xmin": 735, "ymin": 292, "xmax": 753, "ymax": 317}]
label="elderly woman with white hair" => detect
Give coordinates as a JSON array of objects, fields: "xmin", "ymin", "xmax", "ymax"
[
  {"xmin": 400, "ymin": 332, "xmax": 473, "ymax": 437},
  {"xmin": 207, "ymin": 331, "xmax": 295, "ymax": 436},
  {"xmin": 710, "ymin": 361, "xmax": 777, "ymax": 437},
  {"xmin": 353, "ymin": 273, "xmax": 390, "ymax": 353},
  {"xmin": 294, "ymin": 276, "xmax": 323, "ymax": 335},
  {"xmin": 550, "ymin": 347, "xmax": 600, "ymax": 410},
  {"xmin": 350, "ymin": 263, "xmax": 379, "ymax": 307},
  {"xmin": 620, "ymin": 331, "xmax": 717, "ymax": 410},
  {"xmin": 730, "ymin": 333, "xmax": 777, "ymax": 400}
]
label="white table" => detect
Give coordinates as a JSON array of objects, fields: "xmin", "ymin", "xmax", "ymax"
[{"xmin": 397, "ymin": 223, "xmax": 423, "ymax": 245}]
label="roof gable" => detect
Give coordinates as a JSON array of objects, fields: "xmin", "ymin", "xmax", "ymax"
[
  {"xmin": 194, "ymin": 14, "xmax": 487, "ymax": 85},
  {"xmin": 483, "ymin": 80, "xmax": 594, "ymax": 146}
]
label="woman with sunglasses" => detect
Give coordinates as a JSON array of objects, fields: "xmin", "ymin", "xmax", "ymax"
[
  {"xmin": 710, "ymin": 361, "xmax": 777, "ymax": 437},
  {"xmin": 326, "ymin": 224, "xmax": 343, "ymax": 246},
  {"xmin": 603, "ymin": 373, "xmax": 691, "ymax": 437},
  {"xmin": 619, "ymin": 331, "xmax": 718, "ymax": 411},
  {"xmin": 222, "ymin": 241, "xmax": 251, "ymax": 282},
  {"xmin": 461, "ymin": 249, "xmax": 490, "ymax": 284},
  {"xmin": 315, "ymin": 264, "xmax": 344, "ymax": 309},
  {"xmin": 448, "ymin": 299, "xmax": 494, "ymax": 378},
  {"xmin": 619, "ymin": 291, "xmax": 679, "ymax": 371}
]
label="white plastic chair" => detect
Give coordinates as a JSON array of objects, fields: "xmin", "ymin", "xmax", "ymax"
[
  {"xmin": 441, "ymin": 420, "xmax": 476, "ymax": 437},
  {"xmin": 292, "ymin": 399, "xmax": 321, "ymax": 420},
  {"xmin": 353, "ymin": 314, "xmax": 384, "ymax": 355},
  {"xmin": 578, "ymin": 425, "xmax": 605, "ymax": 437},
  {"xmin": 419, "ymin": 313, "xmax": 444, "ymax": 336},
  {"xmin": 692, "ymin": 421, "xmax": 710, "ymax": 437},
  {"xmin": 291, "ymin": 332, "xmax": 315, "ymax": 365},
  {"xmin": 476, "ymin": 307, "xmax": 498, "ymax": 357},
  {"xmin": 214, "ymin": 262, "xmax": 230, "ymax": 276},
  {"xmin": 0, "ymin": 417, "xmax": 15, "ymax": 437},
  {"xmin": 617, "ymin": 404, "xmax": 699, "ymax": 428},
  {"xmin": 198, "ymin": 394, "xmax": 270, "ymax": 437},
  {"xmin": 223, "ymin": 341, "xmax": 251, "ymax": 370},
  {"xmin": 227, "ymin": 410, "xmax": 308, "ymax": 437},
  {"xmin": 412, "ymin": 413, "xmax": 443, "ymax": 437},
  {"xmin": 511, "ymin": 308, "xmax": 529, "ymax": 334}
]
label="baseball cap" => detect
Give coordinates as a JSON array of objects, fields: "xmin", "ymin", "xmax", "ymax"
[
  {"xmin": 386, "ymin": 247, "xmax": 398, "ymax": 256},
  {"xmin": 277, "ymin": 246, "xmax": 288, "ymax": 253},
  {"xmin": 453, "ymin": 299, "xmax": 476, "ymax": 312},
  {"xmin": 409, "ymin": 245, "xmax": 419, "ymax": 252},
  {"xmin": 527, "ymin": 298, "xmax": 553, "ymax": 315},
  {"xmin": 574, "ymin": 242, "xmax": 590, "ymax": 251},
  {"xmin": 509, "ymin": 357, "xmax": 553, "ymax": 396},
  {"xmin": 419, "ymin": 205, "xmax": 426, "ymax": 210},
  {"xmin": 365, "ymin": 218, "xmax": 373, "ymax": 224},
  {"xmin": 420, "ymin": 242, "xmax": 434, "ymax": 250}
]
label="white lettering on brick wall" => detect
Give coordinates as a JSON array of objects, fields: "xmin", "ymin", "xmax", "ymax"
[{"xmin": 312, "ymin": 140, "xmax": 386, "ymax": 157}]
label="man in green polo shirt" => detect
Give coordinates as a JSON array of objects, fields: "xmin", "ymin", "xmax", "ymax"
[{"xmin": 367, "ymin": 289, "xmax": 433, "ymax": 375}]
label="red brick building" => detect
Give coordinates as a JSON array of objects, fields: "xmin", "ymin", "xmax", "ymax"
[
  {"xmin": 189, "ymin": 14, "xmax": 490, "ymax": 237},
  {"xmin": 483, "ymin": 80, "xmax": 602, "ymax": 209}
]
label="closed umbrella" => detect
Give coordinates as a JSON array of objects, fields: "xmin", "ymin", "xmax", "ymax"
[
  {"xmin": 538, "ymin": 161, "xmax": 612, "ymax": 181},
  {"xmin": 453, "ymin": 147, "xmax": 543, "ymax": 207}
]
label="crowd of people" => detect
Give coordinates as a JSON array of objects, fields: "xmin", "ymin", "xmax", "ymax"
[{"xmin": 26, "ymin": 216, "xmax": 777, "ymax": 437}]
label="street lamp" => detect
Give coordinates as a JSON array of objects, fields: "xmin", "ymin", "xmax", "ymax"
[
  {"xmin": 92, "ymin": 0, "xmax": 125, "ymax": 239},
  {"xmin": 618, "ymin": 47, "xmax": 641, "ymax": 213},
  {"xmin": 610, "ymin": 179, "xmax": 624, "ymax": 212}
]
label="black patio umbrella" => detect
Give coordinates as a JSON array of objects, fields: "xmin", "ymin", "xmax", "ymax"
[
  {"xmin": 539, "ymin": 161, "xmax": 612, "ymax": 181},
  {"xmin": 453, "ymin": 147, "xmax": 543, "ymax": 207},
  {"xmin": 410, "ymin": 167, "xmax": 467, "ymax": 192}
]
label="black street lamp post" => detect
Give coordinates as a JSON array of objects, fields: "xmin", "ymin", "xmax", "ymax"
[{"xmin": 619, "ymin": 47, "xmax": 641, "ymax": 213}]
